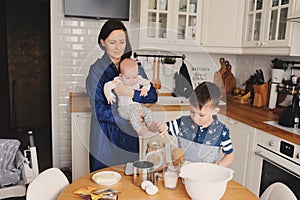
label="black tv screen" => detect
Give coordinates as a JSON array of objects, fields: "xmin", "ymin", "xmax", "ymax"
[{"xmin": 64, "ymin": 0, "xmax": 130, "ymax": 21}]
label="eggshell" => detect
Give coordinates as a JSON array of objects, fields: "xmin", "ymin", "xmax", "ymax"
[
  {"xmin": 141, "ymin": 180, "xmax": 153, "ymax": 190},
  {"xmin": 145, "ymin": 185, "xmax": 158, "ymax": 195}
]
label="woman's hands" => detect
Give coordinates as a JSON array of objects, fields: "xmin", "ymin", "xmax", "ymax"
[
  {"xmin": 139, "ymin": 87, "xmax": 148, "ymax": 97},
  {"xmin": 114, "ymin": 83, "xmax": 134, "ymax": 98},
  {"xmin": 114, "ymin": 83, "xmax": 149, "ymax": 98},
  {"xmin": 107, "ymin": 96, "xmax": 116, "ymax": 104}
]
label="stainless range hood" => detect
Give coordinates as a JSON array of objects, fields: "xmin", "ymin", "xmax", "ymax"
[{"xmin": 287, "ymin": 10, "xmax": 300, "ymax": 23}]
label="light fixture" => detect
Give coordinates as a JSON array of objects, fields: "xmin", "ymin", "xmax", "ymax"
[{"xmin": 287, "ymin": 10, "xmax": 300, "ymax": 23}]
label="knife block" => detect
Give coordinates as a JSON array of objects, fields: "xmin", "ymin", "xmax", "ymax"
[{"xmin": 253, "ymin": 83, "xmax": 268, "ymax": 107}]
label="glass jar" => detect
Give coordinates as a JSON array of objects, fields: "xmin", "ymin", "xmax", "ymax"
[{"xmin": 145, "ymin": 140, "xmax": 165, "ymax": 172}]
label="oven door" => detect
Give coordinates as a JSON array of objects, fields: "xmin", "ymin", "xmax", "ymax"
[{"xmin": 251, "ymin": 145, "xmax": 300, "ymax": 199}]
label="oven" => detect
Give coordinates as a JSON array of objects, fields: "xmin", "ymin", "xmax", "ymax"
[{"xmin": 250, "ymin": 130, "xmax": 300, "ymax": 199}]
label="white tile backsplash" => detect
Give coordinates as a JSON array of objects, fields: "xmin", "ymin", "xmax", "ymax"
[{"xmin": 235, "ymin": 55, "xmax": 300, "ymax": 88}]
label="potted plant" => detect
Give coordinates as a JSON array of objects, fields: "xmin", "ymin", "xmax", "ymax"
[
  {"xmin": 271, "ymin": 58, "xmax": 288, "ymax": 71},
  {"xmin": 162, "ymin": 57, "xmax": 176, "ymax": 76},
  {"xmin": 162, "ymin": 57, "xmax": 176, "ymax": 65},
  {"xmin": 271, "ymin": 58, "xmax": 287, "ymax": 83}
]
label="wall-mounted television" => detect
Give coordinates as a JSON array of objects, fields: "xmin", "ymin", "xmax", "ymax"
[{"xmin": 64, "ymin": 0, "xmax": 130, "ymax": 21}]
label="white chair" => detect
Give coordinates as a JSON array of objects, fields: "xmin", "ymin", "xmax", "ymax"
[
  {"xmin": 26, "ymin": 168, "xmax": 69, "ymax": 200},
  {"xmin": 0, "ymin": 138, "xmax": 39, "ymax": 199},
  {"xmin": 260, "ymin": 182, "xmax": 297, "ymax": 200}
]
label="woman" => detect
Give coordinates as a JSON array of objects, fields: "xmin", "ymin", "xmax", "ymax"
[{"xmin": 85, "ymin": 19, "xmax": 158, "ymax": 171}]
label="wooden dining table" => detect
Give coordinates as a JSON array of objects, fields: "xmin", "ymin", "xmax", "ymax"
[{"xmin": 58, "ymin": 165, "xmax": 258, "ymax": 200}]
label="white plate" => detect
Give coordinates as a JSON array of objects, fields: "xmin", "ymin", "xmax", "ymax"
[{"xmin": 92, "ymin": 171, "xmax": 121, "ymax": 186}]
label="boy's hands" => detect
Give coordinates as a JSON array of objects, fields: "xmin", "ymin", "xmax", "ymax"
[
  {"xmin": 139, "ymin": 87, "xmax": 148, "ymax": 97},
  {"xmin": 147, "ymin": 121, "xmax": 168, "ymax": 137},
  {"xmin": 158, "ymin": 123, "xmax": 168, "ymax": 137}
]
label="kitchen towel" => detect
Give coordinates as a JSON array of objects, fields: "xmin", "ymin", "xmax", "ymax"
[{"xmin": 173, "ymin": 61, "xmax": 193, "ymax": 98}]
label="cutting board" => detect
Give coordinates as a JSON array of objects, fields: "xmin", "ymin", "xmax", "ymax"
[
  {"xmin": 224, "ymin": 63, "xmax": 236, "ymax": 94},
  {"xmin": 213, "ymin": 58, "xmax": 226, "ymax": 97},
  {"xmin": 222, "ymin": 60, "xmax": 230, "ymax": 83}
]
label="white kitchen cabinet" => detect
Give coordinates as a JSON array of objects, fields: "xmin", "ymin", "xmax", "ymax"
[
  {"xmin": 223, "ymin": 116, "xmax": 256, "ymax": 187},
  {"xmin": 201, "ymin": 0, "xmax": 245, "ymax": 54},
  {"xmin": 71, "ymin": 112, "xmax": 91, "ymax": 181},
  {"xmin": 139, "ymin": 0, "xmax": 203, "ymax": 51},
  {"xmin": 242, "ymin": 0, "xmax": 300, "ymax": 56},
  {"xmin": 71, "ymin": 110, "xmax": 189, "ymax": 181}
]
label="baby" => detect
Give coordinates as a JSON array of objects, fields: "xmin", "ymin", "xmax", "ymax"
[{"xmin": 104, "ymin": 58, "xmax": 153, "ymax": 135}]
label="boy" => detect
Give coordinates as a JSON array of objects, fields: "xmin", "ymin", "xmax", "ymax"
[
  {"xmin": 104, "ymin": 58, "xmax": 153, "ymax": 135},
  {"xmin": 156, "ymin": 82, "xmax": 234, "ymax": 166}
]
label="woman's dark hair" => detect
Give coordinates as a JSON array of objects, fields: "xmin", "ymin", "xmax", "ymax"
[
  {"xmin": 189, "ymin": 82, "xmax": 221, "ymax": 109},
  {"xmin": 98, "ymin": 19, "xmax": 132, "ymax": 59}
]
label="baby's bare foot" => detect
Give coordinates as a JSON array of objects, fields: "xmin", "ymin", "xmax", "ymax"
[{"xmin": 146, "ymin": 122, "xmax": 158, "ymax": 132}]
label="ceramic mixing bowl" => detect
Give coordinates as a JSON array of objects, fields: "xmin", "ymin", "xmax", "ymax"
[{"xmin": 179, "ymin": 162, "xmax": 234, "ymax": 200}]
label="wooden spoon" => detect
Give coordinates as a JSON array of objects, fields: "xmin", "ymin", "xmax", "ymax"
[
  {"xmin": 155, "ymin": 58, "xmax": 162, "ymax": 89},
  {"xmin": 152, "ymin": 58, "xmax": 156, "ymax": 86}
]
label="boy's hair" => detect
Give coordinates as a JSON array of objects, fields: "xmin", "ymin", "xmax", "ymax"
[
  {"xmin": 189, "ymin": 81, "xmax": 221, "ymax": 109},
  {"xmin": 119, "ymin": 58, "xmax": 138, "ymax": 74}
]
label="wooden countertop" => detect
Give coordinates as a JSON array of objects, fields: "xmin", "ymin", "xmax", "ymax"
[
  {"xmin": 219, "ymin": 101, "xmax": 300, "ymax": 145},
  {"xmin": 58, "ymin": 165, "xmax": 258, "ymax": 200},
  {"xmin": 70, "ymin": 92, "xmax": 92, "ymax": 112},
  {"xmin": 69, "ymin": 92, "xmax": 190, "ymax": 112},
  {"xmin": 70, "ymin": 92, "xmax": 300, "ymax": 145}
]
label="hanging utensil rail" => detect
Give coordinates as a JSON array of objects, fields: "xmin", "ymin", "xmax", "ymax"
[{"xmin": 133, "ymin": 52, "xmax": 185, "ymax": 61}]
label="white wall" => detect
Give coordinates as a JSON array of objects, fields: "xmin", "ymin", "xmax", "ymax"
[
  {"xmin": 51, "ymin": 0, "xmax": 103, "ymax": 168},
  {"xmin": 51, "ymin": 0, "xmax": 142, "ymax": 168},
  {"xmin": 51, "ymin": 0, "xmax": 300, "ymax": 169}
]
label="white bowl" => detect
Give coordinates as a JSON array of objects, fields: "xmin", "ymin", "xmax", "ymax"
[
  {"xmin": 179, "ymin": 162, "xmax": 233, "ymax": 200},
  {"xmin": 92, "ymin": 171, "xmax": 121, "ymax": 185}
]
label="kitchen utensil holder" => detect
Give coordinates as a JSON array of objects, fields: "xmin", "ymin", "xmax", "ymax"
[
  {"xmin": 133, "ymin": 52, "xmax": 185, "ymax": 62},
  {"xmin": 253, "ymin": 83, "xmax": 268, "ymax": 107}
]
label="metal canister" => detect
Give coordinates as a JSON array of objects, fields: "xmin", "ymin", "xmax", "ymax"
[{"xmin": 132, "ymin": 161, "xmax": 154, "ymax": 187}]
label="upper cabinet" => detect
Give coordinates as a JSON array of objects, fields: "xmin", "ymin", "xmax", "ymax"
[
  {"xmin": 242, "ymin": 0, "xmax": 300, "ymax": 56},
  {"xmin": 139, "ymin": 0, "xmax": 203, "ymax": 52},
  {"xmin": 201, "ymin": 0, "xmax": 245, "ymax": 54},
  {"xmin": 138, "ymin": 0, "xmax": 300, "ymax": 55}
]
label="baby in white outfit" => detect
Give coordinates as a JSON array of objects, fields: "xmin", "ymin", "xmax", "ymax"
[{"xmin": 104, "ymin": 58, "xmax": 153, "ymax": 135}]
